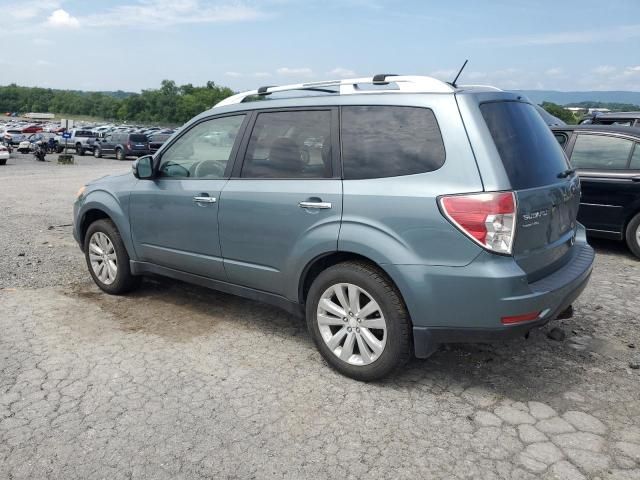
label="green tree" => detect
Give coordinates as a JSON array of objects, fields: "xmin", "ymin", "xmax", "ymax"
[{"xmin": 541, "ymin": 102, "xmax": 577, "ymax": 125}]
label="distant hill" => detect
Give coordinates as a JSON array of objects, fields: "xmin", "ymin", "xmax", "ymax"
[{"xmin": 512, "ymin": 90, "xmax": 640, "ymax": 107}]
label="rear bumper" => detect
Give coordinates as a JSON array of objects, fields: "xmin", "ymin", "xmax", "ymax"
[
  {"xmin": 384, "ymin": 228, "xmax": 594, "ymax": 358},
  {"xmin": 126, "ymin": 150, "xmax": 150, "ymax": 157}
]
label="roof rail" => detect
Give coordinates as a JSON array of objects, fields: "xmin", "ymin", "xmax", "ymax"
[{"xmin": 214, "ymin": 74, "xmax": 456, "ymax": 108}]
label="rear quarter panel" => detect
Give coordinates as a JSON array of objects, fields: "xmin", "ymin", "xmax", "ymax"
[{"xmin": 339, "ymin": 94, "xmax": 485, "ymax": 267}]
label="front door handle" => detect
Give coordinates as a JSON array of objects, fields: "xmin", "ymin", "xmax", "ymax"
[
  {"xmin": 193, "ymin": 195, "xmax": 217, "ymax": 204},
  {"xmin": 299, "ymin": 201, "xmax": 332, "ymax": 209}
]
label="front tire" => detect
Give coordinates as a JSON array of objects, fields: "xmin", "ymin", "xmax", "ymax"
[
  {"xmin": 306, "ymin": 261, "xmax": 411, "ymax": 381},
  {"xmin": 94, "ymin": 147, "xmax": 102, "ymax": 158},
  {"xmin": 76, "ymin": 144, "xmax": 85, "ymax": 156},
  {"xmin": 84, "ymin": 219, "xmax": 140, "ymax": 294},
  {"xmin": 625, "ymin": 213, "xmax": 640, "ymax": 259}
]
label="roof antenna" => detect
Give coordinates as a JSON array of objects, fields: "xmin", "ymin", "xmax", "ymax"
[{"xmin": 450, "ymin": 59, "xmax": 468, "ymax": 88}]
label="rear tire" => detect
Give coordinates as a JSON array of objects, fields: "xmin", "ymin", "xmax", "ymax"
[
  {"xmin": 115, "ymin": 148, "xmax": 125, "ymax": 160},
  {"xmin": 625, "ymin": 213, "xmax": 640, "ymax": 259},
  {"xmin": 84, "ymin": 219, "xmax": 141, "ymax": 294},
  {"xmin": 306, "ymin": 261, "xmax": 411, "ymax": 381},
  {"xmin": 76, "ymin": 144, "xmax": 85, "ymax": 156}
]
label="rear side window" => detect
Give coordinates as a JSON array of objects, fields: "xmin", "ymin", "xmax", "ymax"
[
  {"xmin": 241, "ymin": 110, "xmax": 332, "ymax": 179},
  {"xmin": 554, "ymin": 132, "xmax": 568, "ymax": 147},
  {"xmin": 631, "ymin": 145, "xmax": 640, "ymax": 169},
  {"xmin": 480, "ymin": 101, "xmax": 569, "ymax": 189},
  {"xmin": 570, "ymin": 134, "xmax": 633, "ymax": 170},
  {"xmin": 341, "ymin": 106, "xmax": 445, "ymax": 179}
]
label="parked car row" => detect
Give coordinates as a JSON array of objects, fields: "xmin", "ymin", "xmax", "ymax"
[{"xmin": 1, "ymin": 119, "xmax": 178, "ymax": 158}]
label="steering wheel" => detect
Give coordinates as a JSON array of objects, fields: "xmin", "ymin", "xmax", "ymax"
[
  {"xmin": 161, "ymin": 161, "xmax": 190, "ymax": 177},
  {"xmin": 194, "ymin": 160, "xmax": 225, "ymax": 178}
]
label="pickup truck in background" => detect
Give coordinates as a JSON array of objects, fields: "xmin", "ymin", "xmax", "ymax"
[{"xmin": 54, "ymin": 129, "xmax": 96, "ymax": 155}]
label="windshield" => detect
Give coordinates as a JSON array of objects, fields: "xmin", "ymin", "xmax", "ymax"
[{"xmin": 480, "ymin": 101, "xmax": 570, "ymax": 189}]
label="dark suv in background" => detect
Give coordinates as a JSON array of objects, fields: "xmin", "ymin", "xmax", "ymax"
[
  {"xmin": 580, "ymin": 112, "xmax": 640, "ymax": 127},
  {"xmin": 93, "ymin": 133, "xmax": 150, "ymax": 160}
]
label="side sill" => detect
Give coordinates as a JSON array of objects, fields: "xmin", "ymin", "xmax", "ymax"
[{"xmin": 130, "ymin": 260, "xmax": 304, "ymax": 318}]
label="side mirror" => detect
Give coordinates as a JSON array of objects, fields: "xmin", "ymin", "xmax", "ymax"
[{"xmin": 133, "ymin": 155, "xmax": 155, "ymax": 179}]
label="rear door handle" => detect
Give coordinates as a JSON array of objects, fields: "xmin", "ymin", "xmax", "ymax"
[
  {"xmin": 299, "ymin": 201, "xmax": 332, "ymax": 209},
  {"xmin": 193, "ymin": 195, "xmax": 217, "ymax": 203}
]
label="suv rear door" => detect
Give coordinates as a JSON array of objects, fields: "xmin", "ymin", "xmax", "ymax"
[
  {"xmin": 99, "ymin": 134, "xmax": 116, "ymax": 156},
  {"xmin": 219, "ymin": 108, "xmax": 341, "ymax": 297},
  {"xmin": 566, "ymin": 132, "xmax": 638, "ymax": 236},
  {"xmin": 478, "ymin": 99, "xmax": 581, "ymax": 281}
]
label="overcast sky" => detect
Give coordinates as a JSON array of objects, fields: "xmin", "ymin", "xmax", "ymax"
[{"xmin": 1, "ymin": 0, "xmax": 639, "ymax": 92}]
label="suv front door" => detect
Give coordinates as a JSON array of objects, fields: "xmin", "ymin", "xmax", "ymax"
[
  {"xmin": 129, "ymin": 114, "xmax": 247, "ymax": 279},
  {"xmin": 219, "ymin": 108, "xmax": 341, "ymax": 298}
]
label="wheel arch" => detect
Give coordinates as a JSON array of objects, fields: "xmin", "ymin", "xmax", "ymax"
[
  {"xmin": 78, "ymin": 192, "xmax": 135, "ymax": 259},
  {"xmin": 298, "ymin": 251, "xmax": 404, "ymax": 306}
]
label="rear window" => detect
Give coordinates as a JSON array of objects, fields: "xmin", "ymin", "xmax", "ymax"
[
  {"xmin": 76, "ymin": 130, "xmax": 95, "ymax": 137},
  {"xmin": 480, "ymin": 101, "xmax": 569, "ymax": 189},
  {"xmin": 129, "ymin": 134, "xmax": 147, "ymax": 142},
  {"xmin": 341, "ymin": 106, "xmax": 445, "ymax": 179}
]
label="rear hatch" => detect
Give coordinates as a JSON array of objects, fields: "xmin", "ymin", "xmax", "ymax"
[
  {"xmin": 480, "ymin": 100, "xmax": 581, "ymax": 281},
  {"xmin": 129, "ymin": 134, "xmax": 149, "ymax": 151}
]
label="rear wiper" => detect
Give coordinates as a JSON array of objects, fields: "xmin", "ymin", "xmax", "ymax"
[{"xmin": 557, "ymin": 168, "xmax": 576, "ymax": 179}]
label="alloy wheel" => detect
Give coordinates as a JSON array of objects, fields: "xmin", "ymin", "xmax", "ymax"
[
  {"xmin": 316, "ymin": 283, "xmax": 387, "ymax": 366},
  {"xmin": 88, "ymin": 232, "xmax": 117, "ymax": 285}
]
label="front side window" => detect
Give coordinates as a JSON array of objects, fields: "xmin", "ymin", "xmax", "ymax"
[
  {"xmin": 341, "ymin": 106, "xmax": 445, "ymax": 180},
  {"xmin": 570, "ymin": 134, "xmax": 633, "ymax": 170},
  {"xmin": 241, "ymin": 110, "xmax": 332, "ymax": 179},
  {"xmin": 158, "ymin": 115, "xmax": 245, "ymax": 179}
]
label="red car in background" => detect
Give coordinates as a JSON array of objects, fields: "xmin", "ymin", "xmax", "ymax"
[{"xmin": 21, "ymin": 124, "xmax": 43, "ymax": 133}]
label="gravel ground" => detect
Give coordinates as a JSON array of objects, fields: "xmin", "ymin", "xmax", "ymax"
[{"xmin": 1, "ymin": 153, "xmax": 640, "ymax": 479}]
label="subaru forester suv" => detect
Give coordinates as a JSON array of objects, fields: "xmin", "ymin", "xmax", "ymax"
[{"xmin": 73, "ymin": 75, "xmax": 594, "ymax": 381}]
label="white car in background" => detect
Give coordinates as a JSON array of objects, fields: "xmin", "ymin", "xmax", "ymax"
[
  {"xmin": 3, "ymin": 129, "xmax": 25, "ymax": 145},
  {"xmin": 0, "ymin": 144, "xmax": 10, "ymax": 165},
  {"xmin": 17, "ymin": 133, "xmax": 56, "ymax": 153}
]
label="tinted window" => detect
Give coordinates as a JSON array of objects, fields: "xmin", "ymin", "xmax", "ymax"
[
  {"xmin": 150, "ymin": 134, "xmax": 171, "ymax": 142},
  {"xmin": 341, "ymin": 106, "xmax": 444, "ymax": 180},
  {"xmin": 241, "ymin": 110, "xmax": 332, "ymax": 179},
  {"xmin": 75, "ymin": 130, "xmax": 95, "ymax": 137},
  {"xmin": 159, "ymin": 115, "xmax": 245, "ymax": 179},
  {"xmin": 129, "ymin": 134, "xmax": 147, "ymax": 142},
  {"xmin": 480, "ymin": 101, "xmax": 569, "ymax": 189},
  {"xmin": 631, "ymin": 145, "xmax": 640, "ymax": 170},
  {"xmin": 570, "ymin": 134, "xmax": 633, "ymax": 170}
]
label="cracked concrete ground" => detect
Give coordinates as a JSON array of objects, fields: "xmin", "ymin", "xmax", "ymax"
[{"xmin": 1, "ymin": 154, "xmax": 640, "ymax": 479}]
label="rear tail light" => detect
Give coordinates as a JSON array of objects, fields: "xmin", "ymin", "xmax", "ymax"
[
  {"xmin": 501, "ymin": 311, "xmax": 540, "ymax": 325},
  {"xmin": 127, "ymin": 143, "xmax": 131, "ymax": 149},
  {"xmin": 439, "ymin": 191, "xmax": 517, "ymax": 255}
]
